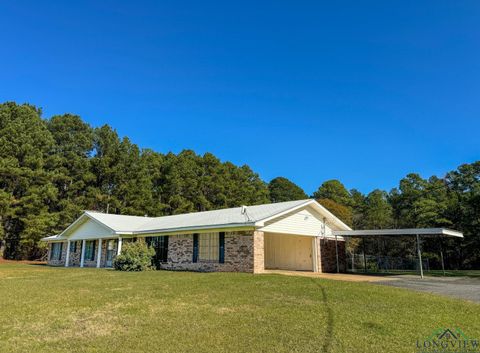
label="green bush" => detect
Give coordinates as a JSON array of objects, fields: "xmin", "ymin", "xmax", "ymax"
[{"xmin": 113, "ymin": 241, "xmax": 155, "ymax": 271}]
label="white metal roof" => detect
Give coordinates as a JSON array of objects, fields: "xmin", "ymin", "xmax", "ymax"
[
  {"xmin": 333, "ymin": 228, "xmax": 464, "ymax": 238},
  {"xmin": 43, "ymin": 199, "xmax": 351, "ymax": 241}
]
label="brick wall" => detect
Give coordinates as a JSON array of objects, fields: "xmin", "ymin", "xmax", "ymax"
[
  {"xmin": 69, "ymin": 241, "xmax": 81, "ymax": 266},
  {"xmin": 253, "ymin": 231, "xmax": 264, "ymax": 273},
  {"xmin": 320, "ymin": 238, "xmax": 346, "ymax": 272},
  {"xmin": 160, "ymin": 231, "xmax": 255, "ymax": 273},
  {"xmin": 47, "ymin": 242, "xmax": 67, "ymax": 266},
  {"xmin": 47, "ymin": 239, "xmax": 119, "ymax": 268},
  {"xmin": 47, "ymin": 234, "xmax": 256, "ymax": 271}
]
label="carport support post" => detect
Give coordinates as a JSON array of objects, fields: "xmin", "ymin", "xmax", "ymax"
[
  {"xmin": 335, "ymin": 234, "xmax": 340, "ymax": 273},
  {"xmin": 416, "ymin": 234, "xmax": 424, "ymax": 279},
  {"xmin": 362, "ymin": 239, "xmax": 367, "ymax": 273},
  {"xmin": 440, "ymin": 238, "xmax": 446, "ymax": 276}
]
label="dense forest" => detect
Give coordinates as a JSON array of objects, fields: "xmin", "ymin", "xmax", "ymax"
[{"xmin": 0, "ymin": 102, "xmax": 479, "ymax": 269}]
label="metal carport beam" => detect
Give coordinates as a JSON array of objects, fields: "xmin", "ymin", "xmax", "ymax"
[
  {"xmin": 333, "ymin": 228, "xmax": 463, "ymax": 238},
  {"xmin": 331, "ymin": 228, "xmax": 463, "ymax": 278}
]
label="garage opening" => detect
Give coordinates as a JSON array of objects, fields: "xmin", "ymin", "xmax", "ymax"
[{"xmin": 264, "ymin": 233, "xmax": 313, "ymax": 271}]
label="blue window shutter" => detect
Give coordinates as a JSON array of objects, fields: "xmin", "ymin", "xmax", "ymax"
[
  {"xmin": 219, "ymin": 232, "xmax": 225, "ymax": 263},
  {"xmin": 193, "ymin": 234, "xmax": 199, "ymax": 263}
]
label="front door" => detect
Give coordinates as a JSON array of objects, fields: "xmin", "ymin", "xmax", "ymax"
[{"xmin": 105, "ymin": 240, "xmax": 116, "ymax": 267}]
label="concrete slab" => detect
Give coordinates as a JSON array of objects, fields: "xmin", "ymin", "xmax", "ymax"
[
  {"xmin": 375, "ymin": 275, "xmax": 480, "ymax": 303},
  {"xmin": 262, "ymin": 270, "xmax": 397, "ymax": 282}
]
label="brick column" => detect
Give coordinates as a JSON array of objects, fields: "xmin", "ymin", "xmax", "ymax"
[{"xmin": 253, "ymin": 231, "xmax": 264, "ymax": 274}]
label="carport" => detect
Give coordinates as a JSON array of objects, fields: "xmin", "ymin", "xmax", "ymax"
[{"xmin": 331, "ymin": 228, "xmax": 464, "ymax": 278}]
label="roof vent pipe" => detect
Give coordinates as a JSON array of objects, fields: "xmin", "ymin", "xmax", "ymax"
[{"xmin": 241, "ymin": 205, "xmax": 252, "ymax": 222}]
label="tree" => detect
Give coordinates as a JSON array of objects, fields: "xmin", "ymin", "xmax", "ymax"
[
  {"xmin": 0, "ymin": 102, "xmax": 58, "ymax": 259},
  {"xmin": 47, "ymin": 114, "xmax": 95, "ymax": 230},
  {"xmin": 312, "ymin": 180, "xmax": 352, "ymax": 206},
  {"xmin": 316, "ymin": 198, "xmax": 353, "ymax": 227},
  {"xmin": 445, "ymin": 162, "xmax": 480, "ymax": 268},
  {"xmin": 268, "ymin": 177, "xmax": 307, "ymax": 202},
  {"xmin": 363, "ymin": 190, "xmax": 393, "ymax": 229}
]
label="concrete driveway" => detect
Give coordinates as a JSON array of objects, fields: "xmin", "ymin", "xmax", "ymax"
[
  {"xmin": 376, "ymin": 275, "xmax": 480, "ymax": 303},
  {"xmin": 262, "ymin": 270, "xmax": 396, "ymax": 282}
]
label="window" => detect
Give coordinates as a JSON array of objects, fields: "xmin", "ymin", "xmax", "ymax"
[
  {"xmin": 146, "ymin": 236, "xmax": 169, "ymax": 269},
  {"xmin": 50, "ymin": 243, "xmax": 63, "ymax": 261},
  {"xmin": 85, "ymin": 240, "xmax": 96, "ymax": 261},
  {"xmin": 198, "ymin": 233, "xmax": 219, "ymax": 262},
  {"xmin": 69, "ymin": 241, "xmax": 77, "ymax": 253}
]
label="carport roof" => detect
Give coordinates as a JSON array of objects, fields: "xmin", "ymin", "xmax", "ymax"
[{"xmin": 333, "ymin": 228, "xmax": 463, "ymax": 238}]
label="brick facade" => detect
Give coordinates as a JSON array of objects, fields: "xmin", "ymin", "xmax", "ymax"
[
  {"xmin": 47, "ymin": 242, "xmax": 68, "ymax": 266},
  {"xmin": 47, "ymin": 232, "xmax": 347, "ymax": 273},
  {"xmin": 47, "ymin": 239, "xmax": 119, "ymax": 268},
  {"xmin": 320, "ymin": 238, "xmax": 346, "ymax": 272},
  {"xmin": 161, "ymin": 231, "xmax": 254, "ymax": 272},
  {"xmin": 252, "ymin": 231, "xmax": 264, "ymax": 273}
]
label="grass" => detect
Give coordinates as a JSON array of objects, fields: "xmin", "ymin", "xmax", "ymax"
[{"xmin": 1, "ymin": 263, "xmax": 479, "ymax": 353}]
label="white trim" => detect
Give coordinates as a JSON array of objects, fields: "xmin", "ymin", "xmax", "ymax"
[
  {"xmin": 311, "ymin": 237, "xmax": 317, "ymax": 272},
  {"xmin": 96, "ymin": 239, "xmax": 102, "ymax": 268},
  {"xmin": 117, "ymin": 237, "xmax": 122, "ymax": 256},
  {"xmin": 57, "ymin": 212, "xmax": 116, "ymax": 239},
  {"xmin": 80, "ymin": 239, "xmax": 86, "ymax": 268},
  {"xmin": 333, "ymin": 228, "xmax": 463, "ymax": 238},
  {"xmin": 65, "ymin": 240, "xmax": 70, "ymax": 267},
  {"xmin": 255, "ymin": 199, "xmax": 351, "ymax": 231},
  {"xmin": 83, "ymin": 212, "xmax": 117, "ymax": 233},
  {"xmin": 254, "ymin": 200, "xmax": 314, "ymax": 226}
]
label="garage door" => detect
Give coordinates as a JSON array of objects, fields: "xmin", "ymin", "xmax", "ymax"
[{"xmin": 264, "ymin": 233, "xmax": 313, "ymax": 271}]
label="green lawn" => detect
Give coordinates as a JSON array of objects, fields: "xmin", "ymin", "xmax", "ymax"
[{"xmin": 1, "ymin": 263, "xmax": 479, "ymax": 353}]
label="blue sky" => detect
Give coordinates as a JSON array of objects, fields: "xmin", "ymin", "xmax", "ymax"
[{"xmin": 1, "ymin": 1, "xmax": 479, "ymax": 195}]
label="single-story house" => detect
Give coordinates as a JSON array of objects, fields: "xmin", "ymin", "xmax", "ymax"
[{"xmin": 42, "ymin": 199, "xmax": 351, "ymax": 273}]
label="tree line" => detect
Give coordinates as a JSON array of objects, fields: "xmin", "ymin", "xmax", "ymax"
[{"xmin": 0, "ymin": 102, "xmax": 478, "ymax": 269}]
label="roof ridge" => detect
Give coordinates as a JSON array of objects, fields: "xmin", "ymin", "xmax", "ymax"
[{"xmin": 149, "ymin": 199, "xmax": 313, "ymax": 219}]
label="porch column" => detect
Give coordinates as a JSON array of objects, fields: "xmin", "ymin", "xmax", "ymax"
[
  {"xmin": 117, "ymin": 237, "xmax": 122, "ymax": 256},
  {"xmin": 80, "ymin": 239, "xmax": 86, "ymax": 268},
  {"xmin": 65, "ymin": 240, "xmax": 71, "ymax": 267},
  {"xmin": 96, "ymin": 239, "xmax": 102, "ymax": 268},
  {"xmin": 416, "ymin": 234, "xmax": 424, "ymax": 279}
]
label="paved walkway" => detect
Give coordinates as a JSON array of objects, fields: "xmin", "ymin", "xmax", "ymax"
[{"xmin": 262, "ymin": 270, "xmax": 395, "ymax": 282}]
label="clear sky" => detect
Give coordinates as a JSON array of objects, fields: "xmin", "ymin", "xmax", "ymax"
[{"xmin": 1, "ymin": 1, "xmax": 479, "ymax": 195}]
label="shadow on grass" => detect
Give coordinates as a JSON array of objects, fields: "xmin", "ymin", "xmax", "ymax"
[{"xmin": 310, "ymin": 278, "xmax": 334, "ymax": 353}]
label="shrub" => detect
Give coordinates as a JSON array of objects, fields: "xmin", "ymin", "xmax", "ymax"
[{"xmin": 113, "ymin": 241, "xmax": 155, "ymax": 271}]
